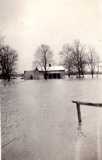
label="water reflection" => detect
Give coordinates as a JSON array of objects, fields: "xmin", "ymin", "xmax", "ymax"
[
  {"xmin": 1, "ymin": 79, "xmax": 15, "ymax": 86},
  {"xmin": 75, "ymin": 109, "xmax": 102, "ymax": 160},
  {"xmin": 77, "ymin": 124, "xmax": 86, "ymax": 138},
  {"xmin": 75, "ymin": 124, "xmax": 87, "ymax": 160},
  {"xmin": 96, "ymin": 116, "xmax": 102, "ymax": 160}
]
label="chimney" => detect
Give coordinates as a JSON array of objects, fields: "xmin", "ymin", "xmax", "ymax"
[{"xmin": 49, "ymin": 64, "xmax": 51, "ymax": 67}]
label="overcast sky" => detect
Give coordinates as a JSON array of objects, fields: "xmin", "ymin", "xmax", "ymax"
[{"xmin": 0, "ymin": 0, "xmax": 102, "ymax": 72}]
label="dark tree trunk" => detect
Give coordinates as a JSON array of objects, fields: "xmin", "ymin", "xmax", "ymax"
[
  {"xmin": 68, "ymin": 73, "xmax": 70, "ymax": 78},
  {"xmin": 78, "ymin": 70, "xmax": 81, "ymax": 78},
  {"xmin": 44, "ymin": 71, "xmax": 47, "ymax": 80},
  {"xmin": 91, "ymin": 72, "xmax": 94, "ymax": 78}
]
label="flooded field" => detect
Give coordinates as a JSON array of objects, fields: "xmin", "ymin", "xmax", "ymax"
[{"xmin": 1, "ymin": 77, "xmax": 102, "ymax": 160}]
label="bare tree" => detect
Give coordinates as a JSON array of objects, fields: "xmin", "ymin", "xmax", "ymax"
[
  {"xmin": 34, "ymin": 44, "xmax": 52, "ymax": 79},
  {"xmin": 60, "ymin": 44, "xmax": 74, "ymax": 77},
  {"xmin": 87, "ymin": 47, "xmax": 99, "ymax": 78},
  {"xmin": 71, "ymin": 40, "xmax": 87, "ymax": 78},
  {"xmin": 33, "ymin": 60, "xmax": 42, "ymax": 70},
  {"xmin": 61, "ymin": 40, "xmax": 87, "ymax": 78},
  {"xmin": 0, "ymin": 45, "xmax": 18, "ymax": 80}
]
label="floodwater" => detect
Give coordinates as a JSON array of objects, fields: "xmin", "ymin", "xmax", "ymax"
[{"xmin": 1, "ymin": 76, "xmax": 102, "ymax": 160}]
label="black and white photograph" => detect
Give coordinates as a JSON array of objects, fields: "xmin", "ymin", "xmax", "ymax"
[{"xmin": 0, "ymin": 0, "xmax": 102, "ymax": 160}]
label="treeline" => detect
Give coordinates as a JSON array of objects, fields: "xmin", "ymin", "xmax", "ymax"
[
  {"xmin": 33, "ymin": 40, "xmax": 100, "ymax": 79},
  {"xmin": 60, "ymin": 40, "xmax": 99, "ymax": 78},
  {"xmin": 0, "ymin": 38, "xmax": 18, "ymax": 80},
  {"xmin": 0, "ymin": 38, "xmax": 100, "ymax": 80}
]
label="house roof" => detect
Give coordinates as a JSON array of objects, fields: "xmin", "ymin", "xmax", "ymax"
[
  {"xmin": 47, "ymin": 66, "xmax": 65, "ymax": 71},
  {"xmin": 24, "ymin": 66, "xmax": 65, "ymax": 74},
  {"xmin": 38, "ymin": 65, "xmax": 65, "ymax": 71}
]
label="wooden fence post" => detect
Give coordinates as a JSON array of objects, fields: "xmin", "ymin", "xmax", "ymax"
[
  {"xmin": 72, "ymin": 100, "xmax": 102, "ymax": 124},
  {"xmin": 76, "ymin": 102, "xmax": 82, "ymax": 124}
]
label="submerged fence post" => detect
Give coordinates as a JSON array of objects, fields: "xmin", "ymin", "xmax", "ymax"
[
  {"xmin": 73, "ymin": 100, "xmax": 102, "ymax": 124},
  {"xmin": 76, "ymin": 102, "xmax": 82, "ymax": 124}
]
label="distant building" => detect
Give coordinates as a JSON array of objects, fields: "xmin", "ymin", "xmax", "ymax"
[
  {"xmin": 24, "ymin": 69, "xmax": 41, "ymax": 80},
  {"xmin": 24, "ymin": 65, "xmax": 65, "ymax": 80},
  {"xmin": 46, "ymin": 66, "xmax": 65, "ymax": 79}
]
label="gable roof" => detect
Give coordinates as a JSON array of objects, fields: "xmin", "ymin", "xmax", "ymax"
[
  {"xmin": 38, "ymin": 65, "xmax": 65, "ymax": 71},
  {"xmin": 47, "ymin": 66, "xmax": 65, "ymax": 71}
]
